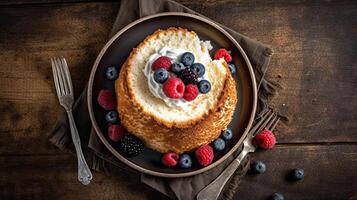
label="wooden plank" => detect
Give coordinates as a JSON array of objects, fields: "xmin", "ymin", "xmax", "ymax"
[
  {"xmin": 0, "ymin": 154, "xmax": 169, "ymax": 200},
  {"xmin": 0, "ymin": 145, "xmax": 355, "ymax": 199},
  {"xmin": 235, "ymin": 144, "xmax": 357, "ymax": 200},
  {"xmin": 0, "ymin": 2, "xmax": 120, "ymax": 154}
]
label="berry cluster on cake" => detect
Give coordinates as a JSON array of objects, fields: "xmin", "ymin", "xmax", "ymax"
[{"xmin": 98, "ymin": 28, "xmax": 238, "ymax": 168}]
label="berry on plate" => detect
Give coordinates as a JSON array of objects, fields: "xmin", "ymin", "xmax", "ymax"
[
  {"xmin": 255, "ymin": 129, "xmax": 276, "ymax": 149},
  {"xmin": 227, "ymin": 63, "xmax": 236, "ymax": 74},
  {"xmin": 251, "ymin": 160, "xmax": 266, "ymax": 174},
  {"xmin": 198, "ymin": 80, "xmax": 211, "ymax": 94},
  {"xmin": 152, "ymin": 56, "xmax": 172, "ymax": 71},
  {"xmin": 97, "ymin": 89, "xmax": 116, "ymax": 110},
  {"xmin": 105, "ymin": 66, "xmax": 118, "ymax": 80},
  {"xmin": 179, "ymin": 67, "xmax": 198, "ymax": 85},
  {"xmin": 105, "ymin": 111, "xmax": 119, "ymax": 124},
  {"xmin": 108, "ymin": 124, "xmax": 125, "ymax": 141},
  {"xmin": 195, "ymin": 144, "xmax": 214, "ymax": 167},
  {"xmin": 171, "ymin": 62, "xmax": 186, "ymax": 75},
  {"xmin": 221, "ymin": 128, "xmax": 233, "ymax": 141},
  {"xmin": 190, "ymin": 63, "xmax": 205, "ymax": 78},
  {"xmin": 163, "ymin": 77, "xmax": 185, "ymax": 99},
  {"xmin": 270, "ymin": 193, "xmax": 284, "ymax": 200},
  {"xmin": 162, "ymin": 152, "xmax": 179, "ymax": 167},
  {"xmin": 291, "ymin": 168, "xmax": 304, "ymax": 181},
  {"xmin": 119, "ymin": 135, "xmax": 144, "ymax": 157},
  {"xmin": 183, "ymin": 84, "xmax": 199, "ymax": 101},
  {"xmin": 212, "ymin": 138, "xmax": 226, "ymax": 151},
  {"xmin": 179, "ymin": 154, "xmax": 192, "ymax": 169},
  {"xmin": 153, "ymin": 68, "xmax": 169, "ymax": 84},
  {"xmin": 181, "ymin": 52, "xmax": 195, "ymax": 66},
  {"xmin": 214, "ymin": 48, "xmax": 232, "ymax": 62}
]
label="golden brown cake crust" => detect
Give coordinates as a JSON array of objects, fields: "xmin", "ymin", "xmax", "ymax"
[{"xmin": 115, "ymin": 28, "xmax": 237, "ymax": 153}]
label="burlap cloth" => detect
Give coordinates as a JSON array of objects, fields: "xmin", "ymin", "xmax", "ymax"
[{"xmin": 49, "ymin": 0, "xmax": 276, "ymax": 199}]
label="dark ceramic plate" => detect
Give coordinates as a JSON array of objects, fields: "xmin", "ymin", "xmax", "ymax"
[{"xmin": 87, "ymin": 13, "xmax": 257, "ymax": 178}]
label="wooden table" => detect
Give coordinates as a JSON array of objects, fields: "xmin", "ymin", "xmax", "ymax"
[{"xmin": 0, "ymin": 0, "xmax": 356, "ymax": 199}]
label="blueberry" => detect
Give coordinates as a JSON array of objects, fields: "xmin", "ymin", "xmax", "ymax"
[
  {"xmin": 105, "ymin": 111, "xmax": 118, "ymax": 123},
  {"xmin": 105, "ymin": 66, "xmax": 118, "ymax": 80},
  {"xmin": 198, "ymin": 80, "xmax": 211, "ymax": 94},
  {"xmin": 212, "ymin": 138, "xmax": 226, "ymax": 151},
  {"xmin": 228, "ymin": 63, "xmax": 236, "ymax": 74},
  {"xmin": 291, "ymin": 168, "xmax": 304, "ymax": 181},
  {"xmin": 179, "ymin": 154, "xmax": 192, "ymax": 169},
  {"xmin": 221, "ymin": 129, "xmax": 233, "ymax": 141},
  {"xmin": 191, "ymin": 63, "xmax": 205, "ymax": 77},
  {"xmin": 270, "ymin": 193, "xmax": 284, "ymax": 200},
  {"xmin": 171, "ymin": 62, "xmax": 186, "ymax": 75},
  {"xmin": 181, "ymin": 52, "xmax": 195, "ymax": 66},
  {"xmin": 153, "ymin": 68, "xmax": 169, "ymax": 84},
  {"xmin": 251, "ymin": 160, "xmax": 266, "ymax": 174}
]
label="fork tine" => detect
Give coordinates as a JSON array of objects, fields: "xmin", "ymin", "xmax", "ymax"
[
  {"xmin": 53, "ymin": 57, "xmax": 65, "ymax": 95},
  {"xmin": 51, "ymin": 58, "xmax": 62, "ymax": 97},
  {"xmin": 56, "ymin": 57, "xmax": 69, "ymax": 95},
  {"xmin": 265, "ymin": 115, "xmax": 278, "ymax": 131},
  {"xmin": 254, "ymin": 113, "xmax": 276, "ymax": 136},
  {"xmin": 248, "ymin": 109, "xmax": 272, "ymax": 135},
  {"xmin": 268, "ymin": 117, "xmax": 280, "ymax": 131},
  {"xmin": 60, "ymin": 57, "xmax": 73, "ymax": 95}
]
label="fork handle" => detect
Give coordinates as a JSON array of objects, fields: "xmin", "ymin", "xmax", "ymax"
[
  {"xmin": 67, "ymin": 110, "xmax": 93, "ymax": 185},
  {"xmin": 196, "ymin": 151, "xmax": 248, "ymax": 200}
]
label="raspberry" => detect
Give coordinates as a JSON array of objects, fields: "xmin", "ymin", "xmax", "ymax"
[
  {"xmin": 108, "ymin": 124, "xmax": 125, "ymax": 141},
  {"xmin": 195, "ymin": 144, "xmax": 214, "ymax": 166},
  {"xmin": 151, "ymin": 56, "xmax": 172, "ymax": 71},
  {"xmin": 97, "ymin": 89, "xmax": 116, "ymax": 110},
  {"xmin": 179, "ymin": 67, "xmax": 198, "ymax": 85},
  {"xmin": 214, "ymin": 48, "xmax": 232, "ymax": 62},
  {"xmin": 255, "ymin": 129, "xmax": 276, "ymax": 149},
  {"xmin": 183, "ymin": 84, "xmax": 199, "ymax": 101},
  {"xmin": 162, "ymin": 152, "xmax": 179, "ymax": 167},
  {"xmin": 163, "ymin": 77, "xmax": 185, "ymax": 99}
]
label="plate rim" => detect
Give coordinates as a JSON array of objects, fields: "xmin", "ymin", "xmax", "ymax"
[{"xmin": 87, "ymin": 12, "xmax": 257, "ymax": 178}]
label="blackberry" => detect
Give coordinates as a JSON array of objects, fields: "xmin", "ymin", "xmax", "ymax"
[
  {"xmin": 179, "ymin": 67, "xmax": 198, "ymax": 85},
  {"xmin": 119, "ymin": 135, "xmax": 144, "ymax": 157}
]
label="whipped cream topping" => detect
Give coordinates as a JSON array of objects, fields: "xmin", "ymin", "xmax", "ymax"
[{"xmin": 143, "ymin": 46, "xmax": 211, "ymax": 108}]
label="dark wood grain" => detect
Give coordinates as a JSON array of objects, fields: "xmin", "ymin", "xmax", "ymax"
[{"xmin": 0, "ymin": 0, "xmax": 356, "ymax": 199}]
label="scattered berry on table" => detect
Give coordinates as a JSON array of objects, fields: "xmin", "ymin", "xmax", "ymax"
[
  {"xmin": 255, "ymin": 129, "xmax": 276, "ymax": 149},
  {"xmin": 181, "ymin": 52, "xmax": 195, "ymax": 66},
  {"xmin": 212, "ymin": 138, "xmax": 226, "ymax": 151},
  {"xmin": 251, "ymin": 160, "xmax": 266, "ymax": 174},
  {"xmin": 153, "ymin": 68, "xmax": 169, "ymax": 84},
  {"xmin": 163, "ymin": 77, "xmax": 185, "ymax": 99},
  {"xmin": 198, "ymin": 80, "xmax": 211, "ymax": 94},
  {"xmin": 162, "ymin": 152, "xmax": 179, "ymax": 167},
  {"xmin": 190, "ymin": 63, "xmax": 205, "ymax": 78},
  {"xmin": 105, "ymin": 66, "xmax": 118, "ymax": 80},
  {"xmin": 291, "ymin": 168, "xmax": 304, "ymax": 181},
  {"xmin": 179, "ymin": 154, "xmax": 192, "ymax": 169},
  {"xmin": 183, "ymin": 84, "xmax": 199, "ymax": 101},
  {"xmin": 97, "ymin": 89, "xmax": 116, "ymax": 110},
  {"xmin": 179, "ymin": 67, "xmax": 198, "ymax": 85},
  {"xmin": 152, "ymin": 56, "xmax": 172, "ymax": 71},
  {"xmin": 214, "ymin": 48, "xmax": 232, "ymax": 62},
  {"xmin": 108, "ymin": 124, "xmax": 125, "ymax": 141},
  {"xmin": 228, "ymin": 63, "xmax": 236, "ymax": 74},
  {"xmin": 171, "ymin": 62, "xmax": 186, "ymax": 75},
  {"xmin": 119, "ymin": 135, "xmax": 144, "ymax": 157},
  {"xmin": 221, "ymin": 129, "xmax": 233, "ymax": 141},
  {"xmin": 195, "ymin": 144, "xmax": 214, "ymax": 167},
  {"xmin": 105, "ymin": 111, "xmax": 119, "ymax": 124},
  {"xmin": 270, "ymin": 193, "xmax": 284, "ymax": 200}
]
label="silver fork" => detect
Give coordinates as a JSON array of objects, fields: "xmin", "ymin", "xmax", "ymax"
[
  {"xmin": 196, "ymin": 109, "xmax": 280, "ymax": 200},
  {"xmin": 51, "ymin": 57, "xmax": 93, "ymax": 185}
]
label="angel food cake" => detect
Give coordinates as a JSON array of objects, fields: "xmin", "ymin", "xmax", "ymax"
[{"xmin": 114, "ymin": 28, "xmax": 237, "ymax": 154}]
